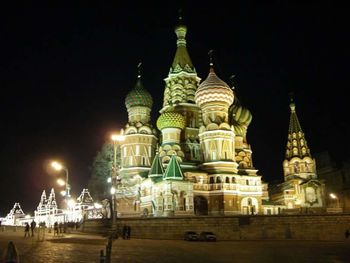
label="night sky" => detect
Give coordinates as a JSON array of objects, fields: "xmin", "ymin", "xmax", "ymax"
[{"xmin": 1, "ymin": 2, "xmax": 348, "ymax": 216}]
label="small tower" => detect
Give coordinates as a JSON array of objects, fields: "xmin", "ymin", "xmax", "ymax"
[
  {"xmin": 47, "ymin": 188, "xmax": 57, "ymax": 210},
  {"xmin": 122, "ymin": 63, "xmax": 158, "ymax": 177},
  {"xmin": 195, "ymin": 51, "xmax": 237, "ymax": 173},
  {"xmin": 37, "ymin": 190, "xmax": 47, "ymax": 211},
  {"xmin": 272, "ymin": 96, "xmax": 325, "ymax": 212},
  {"xmin": 283, "ymin": 97, "xmax": 315, "ymax": 180}
]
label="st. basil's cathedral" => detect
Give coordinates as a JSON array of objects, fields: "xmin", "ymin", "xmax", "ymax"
[{"xmin": 113, "ymin": 15, "xmax": 325, "ymax": 218}]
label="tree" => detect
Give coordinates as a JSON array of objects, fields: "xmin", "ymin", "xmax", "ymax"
[{"xmin": 88, "ymin": 141, "xmax": 121, "ymax": 202}]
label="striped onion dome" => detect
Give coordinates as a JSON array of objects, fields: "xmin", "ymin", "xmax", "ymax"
[
  {"xmin": 156, "ymin": 112, "xmax": 186, "ymax": 131},
  {"xmin": 231, "ymin": 104, "xmax": 252, "ymax": 127},
  {"xmin": 231, "ymin": 103, "xmax": 252, "ymax": 137},
  {"xmin": 195, "ymin": 67, "xmax": 234, "ymax": 107},
  {"xmin": 125, "ymin": 76, "xmax": 153, "ymax": 110}
]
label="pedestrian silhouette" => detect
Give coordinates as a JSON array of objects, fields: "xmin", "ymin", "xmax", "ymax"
[
  {"xmin": 345, "ymin": 229, "xmax": 350, "ymax": 239},
  {"xmin": 24, "ymin": 222, "xmax": 30, "ymax": 237},
  {"xmin": 2, "ymin": 241, "xmax": 19, "ymax": 263},
  {"xmin": 59, "ymin": 222, "xmax": 63, "ymax": 235},
  {"xmin": 127, "ymin": 226, "xmax": 131, "ymax": 239},
  {"xmin": 30, "ymin": 220, "xmax": 36, "ymax": 237},
  {"xmin": 122, "ymin": 225, "xmax": 127, "ymax": 239},
  {"xmin": 54, "ymin": 222, "xmax": 59, "ymax": 236}
]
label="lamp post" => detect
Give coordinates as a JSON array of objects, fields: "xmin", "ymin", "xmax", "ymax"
[
  {"xmin": 51, "ymin": 161, "xmax": 70, "ymax": 199},
  {"xmin": 110, "ymin": 134, "xmax": 125, "ymax": 225}
]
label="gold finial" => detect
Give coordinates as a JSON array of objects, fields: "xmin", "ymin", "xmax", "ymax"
[
  {"xmin": 178, "ymin": 8, "xmax": 183, "ymax": 21},
  {"xmin": 137, "ymin": 62, "xmax": 142, "ymax": 79},
  {"xmin": 289, "ymin": 91, "xmax": 296, "ymax": 112},
  {"xmin": 208, "ymin": 49, "xmax": 214, "ymax": 67}
]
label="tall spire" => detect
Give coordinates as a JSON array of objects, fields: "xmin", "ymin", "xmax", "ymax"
[
  {"xmin": 170, "ymin": 10, "xmax": 195, "ymax": 74},
  {"xmin": 285, "ymin": 96, "xmax": 311, "ymax": 160},
  {"xmin": 288, "ymin": 94, "xmax": 302, "ymax": 134}
]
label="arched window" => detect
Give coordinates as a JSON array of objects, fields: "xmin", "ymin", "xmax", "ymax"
[
  {"xmin": 225, "ymin": 177, "xmax": 230, "ymax": 183},
  {"xmin": 248, "ymin": 198, "xmax": 252, "ymax": 206},
  {"xmin": 209, "ymin": 177, "xmax": 214, "ymax": 184},
  {"xmin": 216, "ymin": 177, "xmax": 222, "ymax": 183}
]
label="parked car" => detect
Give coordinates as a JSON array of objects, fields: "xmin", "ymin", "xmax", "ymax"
[
  {"xmin": 199, "ymin": 231, "xmax": 217, "ymax": 242},
  {"xmin": 184, "ymin": 231, "xmax": 199, "ymax": 241}
]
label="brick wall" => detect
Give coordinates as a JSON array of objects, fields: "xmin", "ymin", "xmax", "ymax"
[{"xmin": 83, "ymin": 214, "xmax": 350, "ymax": 241}]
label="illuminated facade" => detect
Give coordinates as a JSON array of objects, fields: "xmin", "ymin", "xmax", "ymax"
[
  {"xmin": 270, "ymin": 99, "xmax": 326, "ymax": 212},
  {"xmin": 114, "ymin": 16, "xmax": 271, "ymax": 217},
  {"xmin": 116, "ymin": 16, "xmax": 324, "ymax": 217},
  {"xmin": 2, "ymin": 203, "xmax": 26, "ymax": 225}
]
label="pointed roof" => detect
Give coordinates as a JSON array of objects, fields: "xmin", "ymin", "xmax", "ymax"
[
  {"xmin": 6, "ymin": 203, "xmax": 25, "ymax": 219},
  {"xmin": 288, "ymin": 100, "xmax": 303, "ymax": 134},
  {"xmin": 148, "ymin": 153, "xmax": 164, "ymax": 177},
  {"xmin": 170, "ymin": 12, "xmax": 195, "ymax": 74},
  {"xmin": 77, "ymin": 188, "xmax": 94, "ymax": 205},
  {"xmin": 40, "ymin": 190, "xmax": 47, "ymax": 203},
  {"xmin": 163, "ymin": 155, "xmax": 184, "ymax": 180},
  {"xmin": 47, "ymin": 188, "xmax": 57, "ymax": 209},
  {"xmin": 285, "ymin": 98, "xmax": 311, "ymax": 160}
]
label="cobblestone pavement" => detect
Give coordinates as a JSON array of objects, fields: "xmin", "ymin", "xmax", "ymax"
[{"xmin": 1, "ymin": 228, "xmax": 350, "ymax": 263}]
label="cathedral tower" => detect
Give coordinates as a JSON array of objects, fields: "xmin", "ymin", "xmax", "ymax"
[
  {"xmin": 160, "ymin": 13, "xmax": 201, "ymax": 165},
  {"xmin": 195, "ymin": 56, "xmax": 237, "ymax": 173},
  {"xmin": 121, "ymin": 64, "xmax": 158, "ymax": 177},
  {"xmin": 271, "ymin": 96, "xmax": 325, "ymax": 211}
]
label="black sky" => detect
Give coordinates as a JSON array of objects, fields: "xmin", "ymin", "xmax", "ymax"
[{"xmin": 1, "ymin": 1, "xmax": 349, "ymax": 216}]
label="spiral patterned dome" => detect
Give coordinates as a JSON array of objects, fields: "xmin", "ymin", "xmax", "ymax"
[
  {"xmin": 157, "ymin": 112, "xmax": 186, "ymax": 131},
  {"xmin": 125, "ymin": 78, "xmax": 153, "ymax": 110},
  {"xmin": 231, "ymin": 104, "xmax": 252, "ymax": 127},
  {"xmin": 195, "ymin": 68, "xmax": 234, "ymax": 107}
]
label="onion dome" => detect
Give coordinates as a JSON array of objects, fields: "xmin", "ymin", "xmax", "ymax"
[
  {"xmin": 231, "ymin": 103, "xmax": 252, "ymax": 137},
  {"xmin": 195, "ymin": 67, "xmax": 234, "ymax": 108},
  {"xmin": 231, "ymin": 104, "xmax": 252, "ymax": 127},
  {"xmin": 156, "ymin": 112, "xmax": 186, "ymax": 131},
  {"xmin": 125, "ymin": 71, "xmax": 153, "ymax": 110}
]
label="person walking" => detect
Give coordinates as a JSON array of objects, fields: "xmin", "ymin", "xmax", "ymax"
[
  {"xmin": 59, "ymin": 222, "xmax": 63, "ymax": 236},
  {"xmin": 30, "ymin": 220, "xmax": 36, "ymax": 237},
  {"xmin": 53, "ymin": 222, "xmax": 59, "ymax": 237},
  {"xmin": 127, "ymin": 226, "xmax": 131, "ymax": 239},
  {"xmin": 24, "ymin": 222, "xmax": 30, "ymax": 237},
  {"xmin": 123, "ymin": 225, "xmax": 128, "ymax": 239}
]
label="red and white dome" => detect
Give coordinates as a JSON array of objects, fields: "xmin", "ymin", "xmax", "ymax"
[{"xmin": 195, "ymin": 68, "xmax": 234, "ymax": 107}]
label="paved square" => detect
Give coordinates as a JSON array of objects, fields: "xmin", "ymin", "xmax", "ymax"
[{"xmin": 1, "ymin": 228, "xmax": 349, "ymax": 262}]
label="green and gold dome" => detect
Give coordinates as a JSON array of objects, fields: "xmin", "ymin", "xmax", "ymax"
[
  {"xmin": 231, "ymin": 104, "xmax": 252, "ymax": 126},
  {"xmin": 125, "ymin": 76, "xmax": 153, "ymax": 110},
  {"xmin": 156, "ymin": 112, "xmax": 186, "ymax": 131}
]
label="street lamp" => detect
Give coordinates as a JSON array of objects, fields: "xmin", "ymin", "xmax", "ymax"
[
  {"xmin": 110, "ymin": 133, "xmax": 125, "ymax": 224},
  {"xmin": 329, "ymin": 193, "xmax": 340, "ymax": 208},
  {"xmin": 51, "ymin": 161, "xmax": 70, "ymax": 199}
]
